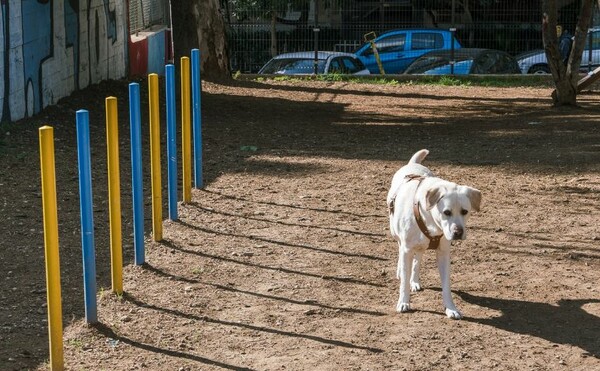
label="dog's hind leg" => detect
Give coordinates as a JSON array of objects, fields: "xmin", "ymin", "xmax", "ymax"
[
  {"xmin": 396, "ymin": 242, "xmax": 402, "ymax": 279},
  {"xmin": 396, "ymin": 246, "xmax": 414, "ymax": 313},
  {"xmin": 410, "ymin": 251, "xmax": 424, "ymax": 292}
]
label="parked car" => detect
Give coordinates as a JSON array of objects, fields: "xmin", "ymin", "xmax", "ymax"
[
  {"xmin": 258, "ymin": 51, "xmax": 370, "ymax": 75},
  {"xmin": 404, "ymin": 48, "xmax": 521, "ymax": 75},
  {"xmin": 354, "ymin": 29, "xmax": 461, "ymax": 74},
  {"xmin": 517, "ymin": 28, "xmax": 600, "ymax": 74}
]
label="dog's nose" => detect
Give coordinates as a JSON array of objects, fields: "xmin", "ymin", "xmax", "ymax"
[{"xmin": 451, "ymin": 227, "xmax": 464, "ymax": 240}]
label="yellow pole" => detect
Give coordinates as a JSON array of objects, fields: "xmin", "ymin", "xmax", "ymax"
[
  {"xmin": 370, "ymin": 41, "xmax": 386, "ymax": 75},
  {"xmin": 39, "ymin": 126, "xmax": 64, "ymax": 371},
  {"xmin": 181, "ymin": 56, "xmax": 192, "ymax": 203},
  {"xmin": 148, "ymin": 73, "xmax": 163, "ymax": 241},
  {"xmin": 105, "ymin": 97, "xmax": 123, "ymax": 294}
]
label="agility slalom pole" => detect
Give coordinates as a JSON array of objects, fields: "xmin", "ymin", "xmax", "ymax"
[
  {"xmin": 75, "ymin": 109, "xmax": 98, "ymax": 324},
  {"xmin": 148, "ymin": 73, "xmax": 163, "ymax": 241},
  {"xmin": 181, "ymin": 56, "xmax": 192, "ymax": 203},
  {"xmin": 165, "ymin": 64, "xmax": 178, "ymax": 221},
  {"xmin": 39, "ymin": 126, "xmax": 64, "ymax": 370},
  {"xmin": 105, "ymin": 97, "xmax": 123, "ymax": 294},
  {"xmin": 191, "ymin": 49, "xmax": 203, "ymax": 189},
  {"xmin": 129, "ymin": 83, "xmax": 145, "ymax": 265}
]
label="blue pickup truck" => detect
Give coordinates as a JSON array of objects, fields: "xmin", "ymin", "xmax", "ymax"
[{"xmin": 354, "ymin": 29, "xmax": 462, "ymax": 74}]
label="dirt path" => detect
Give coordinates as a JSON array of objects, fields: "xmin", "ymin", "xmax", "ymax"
[{"xmin": 1, "ymin": 79, "xmax": 599, "ymax": 370}]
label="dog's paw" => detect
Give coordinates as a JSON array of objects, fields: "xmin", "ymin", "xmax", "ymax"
[
  {"xmin": 445, "ymin": 308, "xmax": 463, "ymax": 320},
  {"xmin": 396, "ymin": 302, "xmax": 411, "ymax": 313},
  {"xmin": 410, "ymin": 282, "xmax": 422, "ymax": 292}
]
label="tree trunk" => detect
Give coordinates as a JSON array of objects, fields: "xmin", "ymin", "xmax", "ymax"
[
  {"xmin": 171, "ymin": 0, "xmax": 230, "ymax": 81},
  {"xmin": 543, "ymin": 0, "xmax": 594, "ymax": 106},
  {"xmin": 270, "ymin": 11, "xmax": 278, "ymax": 57}
]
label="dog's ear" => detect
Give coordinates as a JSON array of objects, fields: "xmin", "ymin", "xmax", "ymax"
[
  {"xmin": 425, "ymin": 186, "xmax": 444, "ymax": 210},
  {"xmin": 465, "ymin": 187, "xmax": 482, "ymax": 212}
]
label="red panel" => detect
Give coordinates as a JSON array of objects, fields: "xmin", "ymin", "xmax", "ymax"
[
  {"xmin": 165, "ymin": 29, "xmax": 174, "ymax": 63},
  {"xmin": 129, "ymin": 37, "xmax": 149, "ymax": 77}
]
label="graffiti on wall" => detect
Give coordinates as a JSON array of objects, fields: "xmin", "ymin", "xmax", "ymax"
[{"xmin": 0, "ymin": 0, "xmax": 127, "ymax": 123}]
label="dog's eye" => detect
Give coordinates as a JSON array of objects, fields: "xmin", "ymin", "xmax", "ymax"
[
  {"xmin": 461, "ymin": 209, "xmax": 468, "ymax": 215},
  {"xmin": 443, "ymin": 210, "xmax": 452, "ymax": 216}
]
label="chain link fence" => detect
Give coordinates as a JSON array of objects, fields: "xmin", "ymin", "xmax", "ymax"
[
  {"xmin": 222, "ymin": 0, "xmax": 599, "ymax": 74},
  {"xmin": 129, "ymin": 0, "xmax": 171, "ymax": 34}
]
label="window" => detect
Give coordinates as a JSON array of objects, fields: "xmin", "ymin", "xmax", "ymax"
[
  {"xmin": 588, "ymin": 31, "xmax": 600, "ymax": 49},
  {"xmin": 364, "ymin": 34, "xmax": 406, "ymax": 55},
  {"xmin": 342, "ymin": 57, "xmax": 362, "ymax": 73},
  {"xmin": 261, "ymin": 58, "xmax": 325, "ymax": 74},
  {"xmin": 411, "ymin": 33, "xmax": 444, "ymax": 50},
  {"xmin": 376, "ymin": 34, "xmax": 406, "ymax": 53},
  {"xmin": 329, "ymin": 59, "xmax": 344, "ymax": 73}
]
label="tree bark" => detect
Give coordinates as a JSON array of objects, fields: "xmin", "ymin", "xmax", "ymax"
[
  {"xmin": 171, "ymin": 0, "xmax": 230, "ymax": 81},
  {"xmin": 270, "ymin": 11, "xmax": 278, "ymax": 57},
  {"xmin": 543, "ymin": 0, "xmax": 594, "ymax": 106}
]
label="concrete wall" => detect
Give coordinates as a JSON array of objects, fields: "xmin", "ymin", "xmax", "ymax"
[
  {"xmin": 129, "ymin": 26, "xmax": 172, "ymax": 77},
  {"xmin": 0, "ymin": 0, "xmax": 127, "ymax": 122}
]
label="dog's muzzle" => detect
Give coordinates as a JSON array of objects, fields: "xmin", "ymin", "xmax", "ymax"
[{"xmin": 451, "ymin": 226, "xmax": 464, "ymax": 240}]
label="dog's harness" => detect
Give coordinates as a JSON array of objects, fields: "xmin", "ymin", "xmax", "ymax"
[{"xmin": 389, "ymin": 174, "xmax": 442, "ymax": 250}]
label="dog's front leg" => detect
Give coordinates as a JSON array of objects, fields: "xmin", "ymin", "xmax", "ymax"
[
  {"xmin": 410, "ymin": 251, "xmax": 424, "ymax": 292},
  {"xmin": 436, "ymin": 244, "xmax": 462, "ymax": 319},
  {"xmin": 396, "ymin": 246, "xmax": 414, "ymax": 313}
]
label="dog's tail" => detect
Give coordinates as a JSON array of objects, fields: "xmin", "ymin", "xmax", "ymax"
[{"xmin": 408, "ymin": 149, "xmax": 429, "ymax": 164}]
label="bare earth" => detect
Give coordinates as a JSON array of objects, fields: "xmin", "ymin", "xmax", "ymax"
[{"xmin": 1, "ymin": 78, "xmax": 599, "ymax": 370}]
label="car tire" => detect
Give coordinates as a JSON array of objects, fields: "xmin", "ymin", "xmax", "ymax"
[{"xmin": 529, "ymin": 64, "xmax": 550, "ymax": 74}]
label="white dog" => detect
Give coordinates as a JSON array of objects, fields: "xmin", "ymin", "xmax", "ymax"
[{"xmin": 387, "ymin": 149, "xmax": 481, "ymax": 319}]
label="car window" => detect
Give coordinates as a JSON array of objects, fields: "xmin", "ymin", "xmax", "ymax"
[
  {"xmin": 329, "ymin": 58, "xmax": 344, "ymax": 74},
  {"xmin": 352, "ymin": 57, "xmax": 366, "ymax": 70},
  {"xmin": 261, "ymin": 58, "xmax": 325, "ymax": 74},
  {"xmin": 364, "ymin": 34, "xmax": 406, "ymax": 55},
  {"xmin": 588, "ymin": 31, "xmax": 600, "ymax": 49},
  {"xmin": 472, "ymin": 52, "xmax": 495, "ymax": 73},
  {"xmin": 472, "ymin": 51, "xmax": 518, "ymax": 74},
  {"xmin": 498, "ymin": 53, "xmax": 520, "ymax": 73},
  {"xmin": 342, "ymin": 57, "xmax": 361, "ymax": 73},
  {"xmin": 405, "ymin": 55, "xmax": 450, "ymax": 74},
  {"xmin": 411, "ymin": 33, "xmax": 444, "ymax": 50}
]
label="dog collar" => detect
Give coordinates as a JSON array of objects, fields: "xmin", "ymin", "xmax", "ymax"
[{"xmin": 408, "ymin": 175, "xmax": 442, "ymax": 250}]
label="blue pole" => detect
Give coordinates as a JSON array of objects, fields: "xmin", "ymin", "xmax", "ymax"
[
  {"xmin": 191, "ymin": 48, "xmax": 203, "ymax": 188},
  {"xmin": 165, "ymin": 64, "xmax": 178, "ymax": 220},
  {"xmin": 129, "ymin": 83, "xmax": 145, "ymax": 265},
  {"xmin": 75, "ymin": 109, "xmax": 97, "ymax": 324}
]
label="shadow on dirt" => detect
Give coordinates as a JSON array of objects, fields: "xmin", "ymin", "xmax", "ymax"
[
  {"xmin": 189, "ymin": 204, "xmax": 385, "ymax": 237},
  {"xmin": 159, "ymin": 238, "xmax": 385, "ymax": 288},
  {"xmin": 202, "ymin": 189, "xmax": 385, "ymax": 219},
  {"xmin": 175, "ymin": 219, "xmax": 388, "ymax": 261},
  {"xmin": 92, "ymin": 322, "xmax": 255, "ymax": 371},
  {"xmin": 203, "ymin": 87, "xmax": 600, "ymax": 189},
  {"xmin": 142, "ymin": 262, "xmax": 386, "ymax": 317},
  {"xmin": 120, "ymin": 291, "xmax": 384, "ymax": 354},
  {"xmin": 229, "ymin": 80, "xmax": 551, "ymax": 104},
  {"xmin": 456, "ymin": 291, "xmax": 600, "ymax": 359}
]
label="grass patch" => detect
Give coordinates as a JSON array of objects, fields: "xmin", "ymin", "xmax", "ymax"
[
  {"xmin": 315, "ymin": 73, "xmax": 346, "ymax": 82},
  {"xmin": 249, "ymin": 73, "xmax": 554, "ymax": 88},
  {"xmin": 438, "ymin": 75, "xmax": 469, "ymax": 86}
]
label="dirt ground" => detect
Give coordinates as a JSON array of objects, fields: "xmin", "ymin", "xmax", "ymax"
[{"xmin": 1, "ymin": 77, "xmax": 599, "ymax": 370}]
